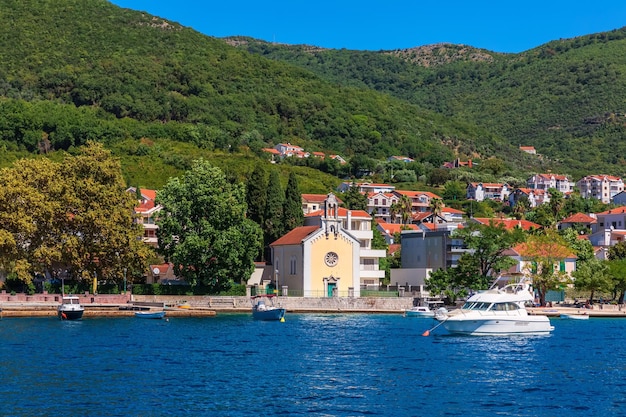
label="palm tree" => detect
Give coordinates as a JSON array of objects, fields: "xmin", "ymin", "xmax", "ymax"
[
  {"xmin": 399, "ymin": 195, "xmax": 413, "ymax": 225},
  {"xmin": 389, "ymin": 201, "xmax": 400, "ymax": 224},
  {"xmin": 429, "ymin": 198, "xmax": 443, "ymax": 218}
]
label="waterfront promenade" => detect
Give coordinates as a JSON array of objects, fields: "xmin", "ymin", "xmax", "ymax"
[{"xmin": 2, "ymin": 292, "xmax": 626, "ymax": 317}]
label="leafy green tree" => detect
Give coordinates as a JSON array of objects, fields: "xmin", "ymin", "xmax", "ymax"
[
  {"xmin": 0, "ymin": 142, "xmax": 150, "ymax": 291},
  {"xmin": 560, "ymin": 228, "xmax": 594, "ymax": 263},
  {"xmin": 442, "ymin": 180, "xmax": 465, "ymax": 201},
  {"xmin": 263, "ymin": 169, "xmax": 285, "ymax": 258},
  {"xmin": 522, "ymin": 231, "xmax": 572, "ymax": 306},
  {"xmin": 607, "ymin": 259, "xmax": 626, "ymax": 304},
  {"xmin": 246, "ymin": 164, "xmax": 267, "ymax": 226},
  {"xmin": 608, "ymin": 241, "xmax": 626, "ymax": 261},
  {"xmin": 156, "ymin": 159, "xmax": 262, "ymax": 292},
  {"xmin": 427, "ymin": 168, "xmax": 450, "ymax": 187},
  {"xmin": 341, "ymin": 182, "xmax": 368, "ymax": 211},
  {"xmin": 573, "ymin": 259, "xmax": 612, "ymax": 304},
  {"xmin": 283, "ymin": 171, "xmax": 304, "ymax": 232},
  {"xmin": 453, "ymin": 220, "xmax": 526, "ymax": 283}
]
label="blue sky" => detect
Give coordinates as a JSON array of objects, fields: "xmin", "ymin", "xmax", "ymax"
[{"xmin": 110, "ymin": 0, "xmax": 626, "ymax": 53}]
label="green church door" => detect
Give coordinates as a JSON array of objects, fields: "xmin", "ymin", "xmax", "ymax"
[{"xmin": 327, "ymin": 283, "xmax": 336, "ymax": 297}]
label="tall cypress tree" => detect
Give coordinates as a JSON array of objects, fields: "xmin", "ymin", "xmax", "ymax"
[
  {"xmin": 283, "ymin": 171, "xmax": 304, "ymax": 232},
  {"xmin": 246, "ymin": 164, "xmax": 267, "ymax": 226},
  {"xmin": 263, "ymin": 169, "xmax": 284, "ymax": 260}
]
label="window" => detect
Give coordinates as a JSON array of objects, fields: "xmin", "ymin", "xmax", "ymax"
[
  {"xmin": 290, "ymin": 256, "xmax": 297, "ymax": 275},
  {"xmin": 560, "ymin": 261, "xmax": 565, "ymax": 272}
]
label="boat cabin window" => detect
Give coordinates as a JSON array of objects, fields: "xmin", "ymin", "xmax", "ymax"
[{"xmin": 491, "ymin": 302, "xmax": 520, "ymax": 311}]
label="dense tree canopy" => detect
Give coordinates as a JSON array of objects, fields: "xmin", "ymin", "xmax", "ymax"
[
  {"xmin": 0, "ymin": 142, "xmax": 150, "ymax": 290},
  {"xmin": 156, "ymin": 159, "xmax": 262, "ymax": 292}
]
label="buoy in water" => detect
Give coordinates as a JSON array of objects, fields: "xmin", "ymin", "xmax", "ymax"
[
  {"xmin": 421, "ymin": 330, "xmax": 430, "ymax": 337},
  {"xmin": 61, "ymin": 312, "xmax": 67, "ymax": 320},
  {"xmin": 280, "ymin": 317, "xmax": 285, "ymax": 323}
]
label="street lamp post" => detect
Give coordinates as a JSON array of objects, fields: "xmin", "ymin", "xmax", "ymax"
[{"xmin": 275, "ymin": 269, "xmax": 279, "ymax": 296}]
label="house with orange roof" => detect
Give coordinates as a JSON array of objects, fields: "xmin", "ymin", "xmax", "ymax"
[
  {"xmin": 587, "ymin": 206, "xmax": 626, "ymax": 252},
  {"xmin": 519, "ymin": 146, "xmax": 537, "ymax": 155},
  {"xmin": 470, "ymin": 217, "xmax": 541, "ymax": 232},
  {"xmin": 466, "ymin": 182, "xmax": 510, "ymax": 202},
  {"xmin": 576, "ymin": 175, "xmax": 624, "ymax": 204},
  {"xmin": 392, "ymin": 190, "xmax": 442, "ymax": 213},
  {"xmin": 376, "ymin": 221, "xmax": 418, "ymax": 244},
  {"xmin": 527, "ymin": 173, "xmax": 575, "ymax": 194},
  {"xmin": 126, "ymin": 187, "xmax": 161, "ymax": 248},
  {"xmin": 270, "ymin": 194, "xmax": 386, "ymax": 295},
  {"xmin": 558, "ymin": 212, "xmax": 597, "ymax": 232},
  {"xmin": 274, "ymin": 142, "xmax": 305, "ymax": 157},
  {"xmin": 501, "ymin": 242, "xmax": 577, "ymax": 283},
  {"xmin": 508, "ymin": 187, "xmax": 548, "ymax": 207},
  {"xmin": 366, "ymin": 191, "xmax": 399, "ymax": 222},
  {"xmin": 311, "ymin": 151, "xmax": 326, "ymax": 159},
  {"xmin": 261, "ymin": 148, "xmax": 281, "ymax": 163},
  {"xmin": 329, "ymin": 154, "xmax": 347, "ymax": 164},
  {"xmin": 301, "ymin": 193, "xmax": 343, "ymax": 215}
]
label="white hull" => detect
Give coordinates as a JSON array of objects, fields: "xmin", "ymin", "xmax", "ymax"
[
  {"xmin": 440, "ymin": 315, "xmax": 554, "ymax": 335},
  {"xmin": 434, "ymin": 280, "xmax": 554, "ymax": 336}
]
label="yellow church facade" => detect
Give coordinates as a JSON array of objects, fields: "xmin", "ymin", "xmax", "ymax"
[{"xmin": 270, "ymin": 194, "xmax": 385, "ymax": 297}]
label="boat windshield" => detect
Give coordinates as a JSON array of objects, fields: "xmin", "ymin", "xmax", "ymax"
[{"xmin": 461, "ymin": 302, "xmax": 491, "ymax": 310}]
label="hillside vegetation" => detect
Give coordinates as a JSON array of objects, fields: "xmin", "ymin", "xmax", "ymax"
[
  {"xmin": 0, "ymin": 0, "xmax": 533, "ymax": 191},
  {"xmin": 228, "ymin": 29, "xmax": 626, "ymax": 177}
]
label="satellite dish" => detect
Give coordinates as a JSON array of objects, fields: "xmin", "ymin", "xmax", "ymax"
[{"xmin": 152, "ymin": 267, "xmax": 161, "ymax": 275}]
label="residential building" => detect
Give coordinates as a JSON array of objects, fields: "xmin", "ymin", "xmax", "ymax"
[
  {"xmin": 442, "ymin": 158, "xmax": 473, "ymax": 169},
  {"xmin": 366, "ymin": 191, "xmax": 398, "ymax": 222},
  {"xmin": 302, "ymin": 193, "xmax": 343, "ymax": 215},
  {"xmin": 270, "ymin": 194, "xmax": 386, "ymax": 295},
  {"xmin": 558, "ymin": 213, "xmax": 597, "ymax": 232},
  {"xmin": 400, "ymin": 229, "xmax": 468, "ymax": 271},
  {"xmin": 127, "ymin": 187, "xmax": 161, "ymax": 248},
  {"xmin": 387, "ymin": 155, "xmax": 414, "ymax": 163},
  {"xmin": 501, "ymin": 243, "xmax": 577, "ymax": 282},
  {"xmin": 376, "ymin": 220, "xmax": 418, "ymax": 244},
  {"xmin": 466, "ymin": 182, "xmax": 510, "ymax": 202},
  {"xmin": 509, "ymin": 188, "xmax": 548, "ymax": 207},
  {"xmin": 613, "ymin": 191, "xmax": 626, "ymax": 205},
  {"xmin": 519, "ymin": 146, "xmax": 537, "ymax": 155},
  {"xmin": 337, "ymin": 182, "xmax": 395, "ymax": 194},
  {"xmin": 526, "ymin": 173, "xmax": 575, "ymax": 194},
  {"xmin": 470, "ymin": 217, "xmax": 541, "ymax": 232},
  {"xmin": 576, "ymin": 175, "xmax": 624, "ymax": 204},
  {"xmin": 587, "ymin": 206, "xmax": 626, "ymax": 250},
  {"xmin": 274, "ymin": 142, "xmax": 306, "ymax": 158},
  {"xmin": 392, "ymin": 190, "xmax": 442, "ymax": 214}
]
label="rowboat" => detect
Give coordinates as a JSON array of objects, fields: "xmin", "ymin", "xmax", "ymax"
[
  {"xmin": 135, "ymin": 311, "xmax": 166, "ymax": 319},
  {"xmin": 560, "ymin": 313, "xmax": 589, "ymax": 320}
]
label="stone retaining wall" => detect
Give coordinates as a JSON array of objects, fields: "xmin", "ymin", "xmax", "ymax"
[{"xmin": 132, "ymin": 294, "xmax": 415, "ymax": 312}]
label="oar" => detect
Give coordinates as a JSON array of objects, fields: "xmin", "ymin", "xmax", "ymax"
[{"xmin": 422, "ymin": 319, "xmax": 447, "ymax": 337}]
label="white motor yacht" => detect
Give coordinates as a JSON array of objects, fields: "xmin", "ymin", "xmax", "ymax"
[{"xmin": 433, "ymin": 281, "xmax": 553, "ymax": 336}]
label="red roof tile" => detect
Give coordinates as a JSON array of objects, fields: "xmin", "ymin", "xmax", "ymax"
[{"xmin": 270, "ymin": 226, "xmax": 319, "ymax": 246}]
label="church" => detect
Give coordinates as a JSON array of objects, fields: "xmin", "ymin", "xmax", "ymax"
[{"xmin": 270, "ymin": 193, "xmax": 386, "ymax": 297}]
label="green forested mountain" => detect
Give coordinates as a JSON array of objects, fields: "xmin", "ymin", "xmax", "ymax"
[
  {"xmin": 1, "ymin": 0, "xmax": 622, "ymax": 190},
  {"xmin": 228, "ymin": 29, "xmax": 626, "ymax": 177},
  {"xmin": 0, "ymin": 0, "xmax": 528, "ymax": 190}
]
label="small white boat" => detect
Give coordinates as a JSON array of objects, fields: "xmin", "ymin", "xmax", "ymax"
[
  {"xmin": 58, "ymin": 296, "xmax": 84, "ymax": 320},
  {"xmin": 560, "ymin": 313, "xmax": 589, "ymax": 320},
  {"xmin": 404, "ymin": 306, "xmax": 435, "ymax": 318},
  {"xmin": 433, "ymin": 280, "xmax": 554, "ymax": 336},
  {"xmin": 135, "ymin": 311, "xmax": 166, "ymax": 319}
]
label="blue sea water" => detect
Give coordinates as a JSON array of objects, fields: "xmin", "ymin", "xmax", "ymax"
[{"xmin": 0, "ymin": 314, "xmax": 625, "ymax": 417}]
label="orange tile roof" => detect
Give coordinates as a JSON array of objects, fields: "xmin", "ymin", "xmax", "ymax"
[
  {"xmin": 442, "ymin": 207, "xmax": 464, "ymax": 214},
  {"xmin": 560, "ymin": 213, "xmax": 597, "ymax": 224},
  {"xmin": 511, "ymin": 242, "xmax": 576, "ymax": 259},
  {"xmin": 301, "ymin": 194, "xmax": 342, "ymax": 204},
  {"xmin": 473, "ymin": 217, "xmax": 541, "ymax": 231},
  {"xmin": 394, "ymin": 190, "xmax": 442, "ymax": 199},
  {"xmin": 597, "ymin": 206, "xmax": 626, "ymax": 215},
  {"xmin": 141, "ymin": 189, "xmax": 157, "ymax": 201},
  {"xmin": 306, "ymin": 207, "xmax": 371, "ymax": 219},
  {"xmin": 270, "ymin": 226, "xmax": 320, "ymax": 246},
  {"xmin": 378, "ymin": 223, "xmax": 418, "ymax": 235}
]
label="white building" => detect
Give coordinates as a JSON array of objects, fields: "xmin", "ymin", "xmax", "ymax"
[{"xmin": 577, "ymin": 175, "xmax": 624, "ymax": 204}]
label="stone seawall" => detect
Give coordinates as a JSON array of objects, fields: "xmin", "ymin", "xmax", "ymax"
[{"xmin": 132, "ymin": 295, "xmax": 415, "ymax": 313}]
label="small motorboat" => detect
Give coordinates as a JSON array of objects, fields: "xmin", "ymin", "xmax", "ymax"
[
  {"xmin": 58, "ymin": 295, "xmax": 84, "ymax": 320},
  {"xmin": 252, "ymin": 295, "xmax": 285, "ymax": 321},
  {"xmin": 404, "ymin": 306, "xmax": 435, "ymax": 318},
  {"xmin": 560, "ymin": 313, "xmax": 589, "ymax": 320},
  {"xmin": 135, "ymin": 311, "xmax": 166, "ymax": 319}
]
